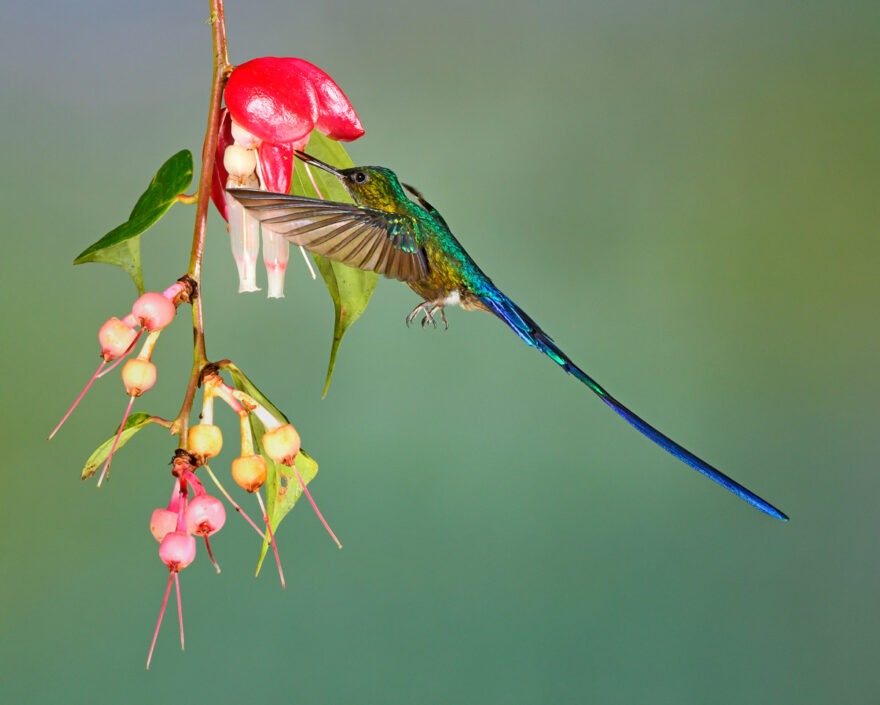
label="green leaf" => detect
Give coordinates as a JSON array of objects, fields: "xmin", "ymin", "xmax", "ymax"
[
  {"xmin": 291, "ymin": 131, "xmax": 378, "ymax": 396},
  {"xmin": 81, "ymin": 412, "xmax": 155, "ymax": 480},
  {"xmin": 74, "ymin": 150, "xmax": 194, "ymax": 294},
  {"xmin": 221, "ymin": 362, "xmax": 320, "ymax": 574}
]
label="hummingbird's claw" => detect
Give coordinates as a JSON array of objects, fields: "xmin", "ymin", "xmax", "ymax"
[
  {"xmin": 405, "ymin": 305, "xmax": 421, "ymax": 327},
  {"xmin": 406, "ymin": 301, "xmax": 449, "ymax": 330}
]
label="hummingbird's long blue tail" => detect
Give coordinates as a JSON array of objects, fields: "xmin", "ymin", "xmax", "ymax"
[{"xmin": 480, "ymin": 292, "xmax": 788, "ymax": 520}]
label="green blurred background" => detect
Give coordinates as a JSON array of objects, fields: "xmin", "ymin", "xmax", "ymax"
[{"xmin": 2, "ymin": 1, "xmax": 878, "ymax": 703}]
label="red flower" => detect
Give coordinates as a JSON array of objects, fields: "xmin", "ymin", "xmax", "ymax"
[
  {"xmin": 226, "ymin": 57, "xmax": 364, "ymax": 145},
  {"xmin": 209, "ymin": 57, "xmax": 364, "ymax": 297}
]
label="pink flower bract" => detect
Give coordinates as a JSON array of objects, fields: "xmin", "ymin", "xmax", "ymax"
[{"xmin": 225, "ymin": 56, "xmax": 363, "ymax": 147}]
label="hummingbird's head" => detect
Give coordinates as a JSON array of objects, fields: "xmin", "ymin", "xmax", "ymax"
[{"xmin": 294, "ymin": 150, "xmax": 406, "ymax": 211}]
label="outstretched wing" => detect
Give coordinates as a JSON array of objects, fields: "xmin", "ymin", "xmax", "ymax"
[{"xmin": 227, "ymin": 188, "xmax": 430, "ymax": 282}]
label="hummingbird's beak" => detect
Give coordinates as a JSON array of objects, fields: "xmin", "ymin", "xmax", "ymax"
[{"xmin": 294, "ymin": 150, "xmax": 343, "ymax": 177}]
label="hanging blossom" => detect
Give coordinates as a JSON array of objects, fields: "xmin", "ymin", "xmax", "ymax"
[{"xmin": 210, "ymin": 57, "xmax": 364, "ymax": 298}]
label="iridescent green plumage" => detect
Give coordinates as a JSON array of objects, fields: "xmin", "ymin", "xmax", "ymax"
[{"xmin": 228, "ymin": 151, "xmax": 787, "ymax": 520}]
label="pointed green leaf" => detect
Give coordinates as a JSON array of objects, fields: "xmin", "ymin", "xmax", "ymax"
[
  {"xmin": 80, "ymin": 237, "xmax": 145, "ymax": 294},
  {"xmin": 310, "ymin": 256, "xmax": 377, "ymax": 396},
  {"xmin": 74, "ymin": 150, "xmax": 194, "ymax": 293},
  {"xmin": 221, "ymin": 362, "xmax": 320, "ymax": 573},
  {"xmin": 81, "ymin": 412, "xmax": 155, "ymax": 479},
  {"xmin": 291, "ymin": 131, "xmax": 378, "ymax": 396}
]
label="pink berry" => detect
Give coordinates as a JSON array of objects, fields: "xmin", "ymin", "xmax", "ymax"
[
  {"xmin": 185, "ymin": 495, "xmax": 226, "ymax": 536},
  {"xmin": 122, "ymin": 358, "xmax": 157, "ymax": 396},
  {"xmin": 262, "ymin": 424, "xmax": 301, "ymax": 466},
  {"xmin": 158, "ymin": 531, "xmax": 196, "ymax": 571},
  {"xmin": 150, "ymin": 508, "xmax": 178, "ymax": 542},
  {"xmin": 132, "ymin": 292, "xmax": 176, "ymax": 331},
  {"xmin": 98, "ymin": 317, "xmax": 138, "ymax": 361}
]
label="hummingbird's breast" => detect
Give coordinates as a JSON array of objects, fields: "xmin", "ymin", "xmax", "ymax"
[
  {"xmin": 434, "ymin": 289, "xmax": 486, "ymax": 311},
  {"xmin": 407, "ymin": 264, "xmax": 490, "ymax": 312}
]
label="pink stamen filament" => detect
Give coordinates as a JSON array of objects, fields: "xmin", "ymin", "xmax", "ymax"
[
  {"xmin": 304, "ymin": 162, "xmax": 325, "ymax": 200},
  {"xmin": 297, "ymin": 163, "xmax": 323, "ymax": 279},
  {"xmin": 49, "ymin": 360, "xmax": 106, "ymax": 440},
  {"xmin": 256, "ymin": 490, "xmax": 286, "ymax": 589},
  {"xmin": 175, "ymin": 572, "xmax": 184, "ymax": 651},
  {"xmin": 297, "ymin": 246, "xmax": 317, "ymax": 280},
  {"xmin": 96, "ymin": 394, "xmax": 137, "ymax": 487},
  {"xmin": 97, "ymin": 328, "xmax": 145, "ymax": 378},
  {"xmin": 291, "ymin": 462, "xmax": 342, "ymax": 549},
  {"xmin": 146, "ymin": 572, "xmax": 174, "ymax": 670},
  {"xmin": 203, "ymin": 535, "xmax": 221, "ymax": 573},
  {"xmin": 202, "ymin": 464, "xmax": 265, "ymax": 539}
]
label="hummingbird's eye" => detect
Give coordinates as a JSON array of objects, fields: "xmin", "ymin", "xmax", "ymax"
[{"xmin": 352, "ymin": 171, "xmax": 368, "ymax": 184}]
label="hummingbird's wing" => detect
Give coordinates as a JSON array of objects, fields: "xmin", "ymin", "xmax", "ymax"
[{"xmin": 227, "ymin": 189, "xmax": 429, "ymax": 282}]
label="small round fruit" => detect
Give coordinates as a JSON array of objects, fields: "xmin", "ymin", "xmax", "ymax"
[
  {"xmin": 185, "ymin": 495, "xmax": 226, "ymax": 536},
  {"xmin": 98, "ymin": 317, "xmax": 138, "ymax": 361},
  {"xmin": 231, "ymin": 454, "xmax": 267, "ymax": 493},
  {"xmin": 132, "ymin": 292, "xmax": 176, "ymax": 331},
  {"xmin": 150, "ymin": 508, "xmax": 177, "ymax": 542},
  {"xmin": 187, "ymin": 424, "xmax": 223, "ymax": 461},
  {"xmin": 122, "ymin": 358, "xmax": 157, "ymax": 396},
  {"xmin": 262, "ymin": 424, "xmax": 301, "ymax": 466},
  {"xmin": 158, "ymin": 531, "xmax": 196, "ymax": 571},
  {"xmin": 223, "ymin": 144, "xmax": 257, "ymax": 177}
]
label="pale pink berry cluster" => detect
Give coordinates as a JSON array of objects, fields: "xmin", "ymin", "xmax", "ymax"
[
  {"xmin": 49, "ymin": 278, "xmax": 343, "ymax": 669},
  {"xmin": 50, "ymin": 279, "xmax": 193, "ymax": 485},
  {"xmin": 141, "ymin": 367, "xmax": 340, "ymax": 668},
  {"xmin": 146, "ymin": 452, "xmax": 227, "ymax": 669}
]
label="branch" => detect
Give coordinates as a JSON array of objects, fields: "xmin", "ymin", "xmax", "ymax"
[{"xmin": 171, "ymin": 0, "xmax": 231, "ymax": 440}]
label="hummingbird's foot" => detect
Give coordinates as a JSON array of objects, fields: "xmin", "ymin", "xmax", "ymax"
[
  {"xmin": 406, "ymin": 302, "xmax": 428, "ymax": 327},
  {"xmin": 405, "ymin": 301, "xmax": 448, "ymax": 330},
  {"xmin": 432, "ymin": 305, "xmax": 449, "ymax": 330}
]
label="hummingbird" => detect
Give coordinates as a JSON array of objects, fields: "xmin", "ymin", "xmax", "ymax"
[{"xmin": 228, "ymin": 150, "xmax": 787, "ymax": 520}]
